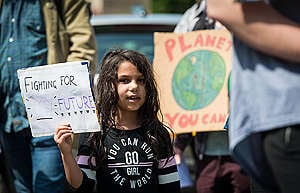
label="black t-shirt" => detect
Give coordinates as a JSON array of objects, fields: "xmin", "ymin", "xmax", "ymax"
[{"xmin": 75, "ymin": 126, "xmax": 180, "ymax": 193}]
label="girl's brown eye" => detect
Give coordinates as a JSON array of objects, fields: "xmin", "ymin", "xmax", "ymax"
[
  {"xmin": 137, "ymin": 78, "xmax": 145, "ymax": 84},
  {"xmin": 118, "ymin": 78, "xmax": 130, "ymax": 84}
]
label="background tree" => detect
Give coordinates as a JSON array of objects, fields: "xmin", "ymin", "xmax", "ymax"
[{"xmin": 152, "ymin": 0, "xmax": 194, "ymax": 13}]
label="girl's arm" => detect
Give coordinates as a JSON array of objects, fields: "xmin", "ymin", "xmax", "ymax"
[
  {"xmin": 54, "ymin": 124, "xmax": 83, "ymax": 188},
  {"xmin": 206, "ymin": 0, "xmax": 300, "ymax": 63}
]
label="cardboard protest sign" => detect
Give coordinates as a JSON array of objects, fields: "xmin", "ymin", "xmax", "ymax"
[
  {"xmin": 153, "ymin": 30, "xmax": 232, "ymax": 134},
  {"xmin": 17, "ymin": 61, "xmax": 100, "ymax": 137}
]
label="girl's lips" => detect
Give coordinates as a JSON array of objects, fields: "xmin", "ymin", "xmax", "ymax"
[
  {"xmin": 127, "ymin": 95, "xmax": 139, "ymax": 99},
  {"xmin": 127, "ymin": 96, "xmax": 140, "ymax": 102}
]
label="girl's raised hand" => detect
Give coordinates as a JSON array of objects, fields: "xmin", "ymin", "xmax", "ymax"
[{"xmin": 54, "ymin": 124, "xmax": 73, "ymax": 155}]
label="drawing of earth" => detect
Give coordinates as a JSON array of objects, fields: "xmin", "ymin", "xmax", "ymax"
[{"xmin": 172, "ymin": 50, "xmax": 226, "ymax": 110}]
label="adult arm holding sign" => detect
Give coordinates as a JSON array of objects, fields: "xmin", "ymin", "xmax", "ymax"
[{"xmin": 206, "ymin": 1, "xmax": 300, "ymax": 193}]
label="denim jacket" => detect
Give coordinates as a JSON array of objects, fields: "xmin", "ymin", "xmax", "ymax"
[{"xmin": 0, "ymin": 0, "xmax": 97, "ymax": 75}]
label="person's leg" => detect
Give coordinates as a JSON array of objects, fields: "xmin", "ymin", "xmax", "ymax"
[
  {"xmin": 0, "ymin": 150, "xmax": 11, "ymax": 193},
  {"xmin": 195, "ymin": 156, "xmax": 219, "ymax": 193},
  {"xmin": 263, "ymin": 126, "xmax": 300, "ymax": 193},
  {"xmin": 0, "ymin": 146, "xmax": 16, "ymax": 193},
  {"xmin": 218, "ymin": 157, "xmax": 250, "ymax": 193},
  {"xmin": 250, "ymin": 177, "xmax": 270, "ymax": 193},
  {"xmin": 31, "ymin": 136, "xmax": 66, "ymax": 193},
  {"xmin": 0, "ymin": 129, "xmax": 32, "ymax": 193},
  {"xmin": 177, "ymin": 155, "xmax": 194, "ymax": 189}
]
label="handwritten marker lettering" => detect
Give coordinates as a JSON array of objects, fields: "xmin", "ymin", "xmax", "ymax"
[
  {"xmin": 60, "ymin": 75, "xmax": 77, "ymax": 86},
  {"xmin": 57, "ymin": 95, "xmax": 95, "ymax": 111},
  {"xmin": 24, "ymin": 77, "xmax": 57, "ymax": 92},
  {"xmin": 17, "ymin": 61, "xmax": 101, "ymax": 137}
]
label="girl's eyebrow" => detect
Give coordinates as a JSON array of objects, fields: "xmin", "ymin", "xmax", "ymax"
[
  {"xmin": 118, "ymin": 74, "xmax": 130, "ymax": 78},
  {"xmin": 118, "ymin": 74, "xmax": 144, "ymax": 78}
]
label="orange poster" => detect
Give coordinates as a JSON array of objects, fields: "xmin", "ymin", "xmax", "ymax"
[{"xmin": 153, "ymin": 29, "xmax": 232, "ymax": 134}]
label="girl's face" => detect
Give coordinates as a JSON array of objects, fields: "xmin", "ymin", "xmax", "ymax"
[{"xmin": 116, "ymin": 61, "xmax": 146, "ymax": 114}]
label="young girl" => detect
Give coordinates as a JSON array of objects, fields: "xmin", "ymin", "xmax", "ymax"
[{"xmin": 54, "ymin": 49, "xmax": 180, "ymax": 193}]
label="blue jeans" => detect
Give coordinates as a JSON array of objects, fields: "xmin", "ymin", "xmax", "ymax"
[{"xmin": 0, "ymin": 128, "xmax": 66, "ymax": 193}]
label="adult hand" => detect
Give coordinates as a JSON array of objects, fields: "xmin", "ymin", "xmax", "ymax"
[{"xmin": 54, "ymin": 124, "xmax": 73, "ymax": 155}]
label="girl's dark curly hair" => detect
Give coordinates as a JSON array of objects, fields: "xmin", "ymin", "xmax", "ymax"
[{"xmin": 88, "ymin": 48, "xmax": 175, "ymax": 168}]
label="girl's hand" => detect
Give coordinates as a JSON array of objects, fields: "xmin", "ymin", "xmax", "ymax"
[{"xmin": 54, "ymin": 124, "xmax": 73, "ymax": 155}]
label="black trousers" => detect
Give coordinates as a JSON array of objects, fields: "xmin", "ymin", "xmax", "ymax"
[
  {"xmin": 261, "ymin": 125, "xmax": 300, "ymax": 193},
  {"xmin": 0, "ymin": 144, "xmax": 15, "ymax": 193},
  {"xmin": 250, "ymin": 177, "xmax": 269, "ymax": 193}
]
